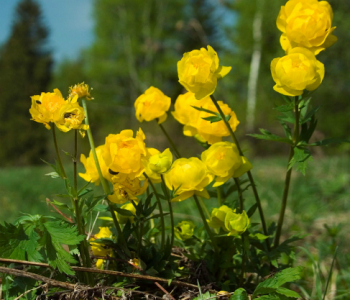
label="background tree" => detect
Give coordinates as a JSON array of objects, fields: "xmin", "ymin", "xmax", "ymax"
[{"xmin": 0, "ymin": 0, "xmax": 52, "ymax": 166}]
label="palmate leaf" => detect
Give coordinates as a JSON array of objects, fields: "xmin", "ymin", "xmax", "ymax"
[
  {"xmin": 248, "ymin": 129, "xmax": 293, "ymax": 145},
  {"xmin": 288, "ymin": 147, "xmax": 312, "ymax": 175}
]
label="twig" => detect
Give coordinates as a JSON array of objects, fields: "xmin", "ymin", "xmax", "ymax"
[
  {"xmin": 14, "ymin": 283, "xmax": 47, "ymax": 300},
  {"xmin": 46, "ymin": 198, "xmax": 73, "ymax": 223},
  {"xmin": 154, "ymin": 282, "xmax": 176, "ymax": 300}
]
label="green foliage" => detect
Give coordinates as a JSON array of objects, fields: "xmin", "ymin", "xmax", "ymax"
[
  {"xmin": 0, "ymin": 0, "xmax": 52, "ymax": 166},
  {"xmin": 230, "ymin": 288, "xmax": 248, "ymax": 300}
]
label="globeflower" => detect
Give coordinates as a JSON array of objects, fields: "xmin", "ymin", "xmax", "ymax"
[
  {"xmin": 224, "ymin": 210, "xmax": 250, "ymax": 236},
  {"xmin": 271, "ymin": 47, "xmax": 325, "ymax": 96},
  {"xmin": 134, "ymin": 86, "xmax": 171, "ymax": 124},
  {"xmin": 54, "ymin": 95, "xmax": 89, "ymax": 136},
  {"xmin": 103, "ymin": 128, "xmax": 147, "ymax": 179},
  {"xmin": 177, "ymin": 46, "xmax": 231, "ymax": 100},
  {"xmin": 108, "ymin": 176, "xmax": 148, "ymax": 204},
  {"xmin": 164, "ymin": 157, "xmax": 214, "ymax": 202},
  {"xmin": 29, "ymin": 89, "xmax": 65, "ymax": 129},
  {"xmin": 69, "ymin": 82, "xmax": 93, "ymax": 100},
  {"xmin": 79, "ymin": 145, "xmax": 111, "ymax": 185},
  {"xmin": 207, "ymin": 205, "xmax": 233, "ymax": 230},
  {"xmin": 277, "ymin": 0, "xmax": 337, "ymax": 55},
  {"xmin": 148, "ymin": 148, "xmax": 173, "ymax": 174},
  {"xmin": 141, "ymin": 148, "xmax": 162, "ymax": 183},
  {"xmin": 201, "ymin": 142, "xmax": 252, "ymax": 187},
  {"xmin": 175, "ymin": 221, "xmax": 195, "ymax": 241},
  {"xmin": 90, "ymin": 227, "xmax": 113, "ymax": 257},
  {"xmin": 116, "ymin": 203, "xmax": 136, "ymax": 224}
]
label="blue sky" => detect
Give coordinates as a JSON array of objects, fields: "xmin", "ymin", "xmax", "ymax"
[{"xmin": 0, "ymin": 0, "xmax": 94, "ymax": 63}]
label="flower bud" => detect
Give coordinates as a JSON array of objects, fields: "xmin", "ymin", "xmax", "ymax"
[
  {"xmin": 148, "ymin": 148, "xmax": 173, "ymax": 174},
  {"xmin": 69, "ymin": 82, "xmax": 93, "ymax": 100},
  {"xmin": 207, "ymin": 205, "xmax": 233, "ymax": 230},
  {"xmin": 224, "ymin": 210, "xmax": 250, "ymax": 236},
  {"xmin": 175, "ymin": 221, "xmax": 195, "ymax": 241}
]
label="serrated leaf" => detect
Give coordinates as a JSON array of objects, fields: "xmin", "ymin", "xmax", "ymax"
[
  {"xmin": 300, "ymin": 105, "xmax": 320, "ymax": 124},
  {"xmin": 309, "ymin": 138, "xmax": 350, "ymax": 147},
  {"xmin": 78, "ymin": 187, "xmax": 93, "ymax": 197},
  {"xmin": 274, "ymin": 103, "xmax": 294, "ymax": 112},
  {"xmin": 230, "ymin": 288, "xmax": 248, "ymax": 300},
  {"xmin": 277, "ymin": 111, "xmax": 295, "ymax": 124},
  {"xmin": 202, "ymin": 115, "xmax": 222, "ymax": 123},
  {"xmin": 248, "ymin": 129, "xmax": 292, "ymax": 144},
  {"xmin": 252, "ymin": 267, "xmax": 303, "ymax": 298},
  {"xmin": 191, "ymin": 105, "xmax": 218, "ymax": 115},
  {"xmin": 115, "ymin": 207, "xmax": 135, "ymax": 217},
  {"xmin": 276, "ymin": 287, "xmax": 300, "ymax": 298},
  {"xmin": 256, "ymin": 294, "xmax": 290, "ymax": 300}
]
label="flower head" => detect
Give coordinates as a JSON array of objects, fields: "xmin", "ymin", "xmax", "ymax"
[
  {"xmin": 201, "ymin": 142, "xmax": 252, "ymax": 187},
  {"xmin": 148, "ymin": 148, "xmax": 173, "ymax": 174},
  {"xmin": 90, "ymin": 227, "xmax": 113, "ymax": 257},
  {"xmin": 29, "ymin": 89, "xmax": 65, "ymax": 129},
  {"xmin": 164, "ymin": 157, "xmax": 213, "ymax": 202},
  {"xmin": 271, "ymin": 47, "xmax": 325, "ymax": 96},
  {"xmin": 134, "ymin": 86, "xmax": 171, "ymax": 124},
  {"xmin": 177, "ymin": 46, "xmax": 231, "ymax": 100},
  {"xmin": 116, "ymin": 203, "xmax": 137, "ymax": 224},
  {"xmin": 224, "ymin": 210, "xmax": 250, "ymax": 236},
  {"xmin": 108, "ymin": 176, "xmax": 148, "ymax": 204},
  {"xmin": 79, "ymin": 145, "xmax": 111, "ymax": 185},
  {"xmin": 141, "ymin": 148, "xmax": 162, "ymax": 183},
  {"xmin": 277, "ymin": 0, "xmax": 337, "ymax": 55},
  {"xmin": 103, "ymin": 128, "xmax": 147, "ymax": 179},
  {"xmin": 207, "ymin": 205, "xmax": 233, "ymax": 230},
  {"xmin": 175, "ymin": 221, "xmax": 195, "ymax": 241},
  {"xmin": 69, "ymin": 82, "xmax": 93, "ymax": 100},
  {"xmin": 54, "ymin": 95, "xmax": 89, "ymax": 136}
]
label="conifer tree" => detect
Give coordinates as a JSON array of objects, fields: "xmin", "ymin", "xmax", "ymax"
[{"xmin": 0, "ymin": 0, "xmax": 52, "ymax": 165}]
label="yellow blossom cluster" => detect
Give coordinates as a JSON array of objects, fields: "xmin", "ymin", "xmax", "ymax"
[{"xmin": 271, "ymin": 0, "xmax": 336, "ymax": 96}]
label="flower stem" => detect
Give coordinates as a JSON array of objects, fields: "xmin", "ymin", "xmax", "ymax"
[
  {"xmin": 74, "ymin": 130, "xmax": 78, "ymax": 192},
  {"xmin": 158, "ymin": 122, "xmax": 181, "ymax": 158},
  {"xmin": 52, "ymin": 125, "xmax": 67, "ymax": 179},
  {"xmin": 240, "ymin": 234, "xmax": 247, "ymax": 287},
  {"xmin": 161, "ymin": 175, "xmax": 174, "ymax": 256},
  {"xmin": 193, "ymin": 194, "xmax": 219, "ymax": 252},
  {"xmin": 274, "ymin": 97, "xmax": 300, "ymax": 248},
  {"xmin": 234, "ymin": 178, "xmax": 244, "ymax": 213},
  {"xmin": 217, "ymin": 187, "xmax": 222, "ymax": 206},
  {"xmin": 209, "ymin": 94, "xmax": 269, "ymax": 250},
  {"xmin": 81, "ymin": 98, "xmax": 130, "ymax": 256},
  {"xmin": 144, "ymin": 173, "xmax": 165, "ymax": 251}
]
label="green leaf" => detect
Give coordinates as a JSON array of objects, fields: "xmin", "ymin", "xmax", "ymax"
[
  {"xmin": 78, "ymin": 187, "xmax": 93, "ymax": 197},
  {"xmin": 274, "ymin": 103, "xmax": 294, "ymax": 112},
  {"xmin": 252, "ymin": 267, "xmax": 303, "ymax": 298},
  {"xmin": 256, "ymin": 294, "xmax": 290, "ymax": 300},
  {"xmin": 276, "ymin": 287, "xmax": 300, "ymax": 298},
  {"xmin": 288, "ymin": 147, "xmax": 312, "ymax": 175},
  {"xmin": 230, "ymin": 288, "xmax": 248, "ymax": 300},
  {"xmin": 249, "ymin": 233, "xmax": 269, "ymax": 240},
  {"xmin": 191, "ymin": 105, "xmax": 218, "ymax": 115},
  {"xmin": 300, "ymin": 105, "xmax": 320, "ymax": 124},
  {"xmin": 277, "ymin": 111, "xmax": 295, "ymax": 124},
  {"xmin": 45, "ymin": 171, "xmax": 60, "ymax": 178},
  {"xmin": 247, "ymin": 203, "xmax": 258, "ymax": 218},
  {"xmin": 309, "ymin": 138, "xmax": 350, "ymax": 147},
  {"xmin": 248, "ymin": 129, "xmax": 293, "ymax": 144},
  {"xmin": 115, "ymin": 207, "xmax": 135, "ymax": 217},
  {"xmin": 93, "ymin": 204, "xmax": 109, "ymax": 212},
  {"xmin": 202, "ymin": 115, "xmax": 222, "ymax": 123}
]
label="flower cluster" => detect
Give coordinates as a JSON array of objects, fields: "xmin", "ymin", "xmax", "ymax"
[{"xmin": 271, "ymin": 0, "xmax": 336, "ymax": 96}]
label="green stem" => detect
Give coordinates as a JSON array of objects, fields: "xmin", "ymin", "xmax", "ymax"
[
  {"xmin": 193, "ymin": 194, "xmax": 219, "ymax": 252},
  {"xmin": 144, "ymin": 173, "xmax": 165, "ymax": 251},
  {"xmin": 158, "ymin": 122, "xmax": 182, "ymax": 158},
  {"xmin": 52, "ymin": 125, "xmax": 67, "ymax": 179},
  {"xmin": 198, "ymin": 197, "xmax": 211, "ymax": 219},
  {"xmin": 217, "ymin": 187, "xmax": 222, "ymax": 206},
  {"xmin": 274, "ymin": 97, "xmax": 300, "ymax": 248},
  {"xmin": 74, "ymin": 130, "xmax": 78, "ymax": 192},
  {"xmin": 82, "ymin": 99, "xmax": 130, "ymax": 256},
  {"xmin": 161, "ymin": 175, "xmax": 174, "ymax": 256},
  {"xmin": 210, "ymin": 94, "xmax": 269, "ymax": 249},
  {"xmin": 240, "ymin": 235, "xmax": 247, "ymax": 287},
  {"xmin": 234, "ymin": 178, "xmax": 244, "ymax": 213},
  {"xmin": 138, "ymin": 221, "xmax": 143, "ymax": 257}
]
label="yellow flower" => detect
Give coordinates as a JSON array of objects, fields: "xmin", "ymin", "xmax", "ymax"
[
  {"xmin": 177, "ymin": 45, "xmax": 231, "ymax": 100},
  {"xmin": 271, "ymin": 47, "xmax": 325, "ymax": 96},
  {"xmin": 108, "ymin": 176, "xmax": 148, "ymax": 204},
  {"xmin": 116, "ymin": 203, "xmax": 137, "ymax": 224},
  {"xmin": 54, "ymin": 95, "xmax": 89, "ymax": 136},
  {"xmin": 201, "ymin": 142, "xmax": 252, "ymax": 187},
  {"xmin": 216, "ymin": 291, "xmax": 230, "ymax": 299},
  {"xmin": 103, "ymin": 128, "xmax": 147, "ymax": 179},
  {"xmin": 69, "ymin": 82, "xmax": 93, "ymax": 100},
  {"xmin": 96, "ymin": 259, "xmax": 104, "ymax": 269},
  {"xmin": 79, "ymin": 145, "xmax": 111, "ymax": 185},
  {"xmin": 224, "ymin": 210, "xmax": 250, "ymax": 236},
  {"xmin": 164, "ymin": 157, "xmax": 213, "ymax": 202},
  {"xmin": 135, "ymin": 86, "xmax": 171, "ymax": 124},
  {"xmin": 90, "ymin": 227, "xmax": 113, "ymax": 257},
  {"xmin": 207, "ymin": 205, "xmax": 233, "ymax": 230},
  {"xmin": 141, "ymin": 148, "xmax": 162, "ymax": 183},
  {"xmin": 277, "ymin": 0, "xmax": 337, "ymax": 55},
  {"xmin": 148, "ymin": 148, "xmax": 173, "ymax": 174},
  {"xmin": 175, "ymin": 221, "xmax": 195, "ymax": 241},
  {"xmin": 29, "ymin": 89, "xmax": 65, "ymax": 129}
]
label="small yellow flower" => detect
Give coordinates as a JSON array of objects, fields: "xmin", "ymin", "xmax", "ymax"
[
  {"xmin": 207, "ymin": 205, "xmax": 233, "ymax": 230},
  {"xmin": 90, "ymin": 227, "xmax": 113, "ymax": 257},
  {"xmin": 29, "ymin": 89, "xmax": 65, "ymax": 129},
  {"xmin": 116, "ymin": 202, "xmax": 137, "ymax": 224},
  {"xmin": 103, "ymin": 128, "xmax": 147, "ymax": 179},
  {"xmin": 108, "ymin": 176, "xmax": 148, "ymax": 204},
  {"xmin": 134, "ymin": 86, "xmax": 171, "ymax": 124},
  {"xmin": 148, "ymin": 148, "xmax": 173, "ymax": 174},
  {"xmin": 96, "ymin": 259, "xmax": 104, "ymax": 269},
  {"xmin": 217, "ymin": 291, "xmax": 230, "ymax": 299},
  {"xmin": 175, "ymin": 221, "xmax": 195, "ymax": 241},
  {"xmin": 69, "ymin": 82, "xmax": 93, "ymax": 100},
  {"xmin": 141, "ymin": 148, "xmax": 162, "ymax": 183},
  {"xmin": 271, "ymin": 47, "xmax": 325, "ymax": 96},
  {"xmin": 277, "ymin": 0, "xmax": 337, "ymax": 55},
  {"xmin": 79, "ymin": 145, "xmax": 111, "ymax": 185},
  {"xmin": 224, "ymin": 210, "xmax": 250, "ymax": 236},
  {"xmin": 54, "ymin": 95, "xmax": 89, "ymax": 136},
  {"xmin": 164, "ymin": 157, "xmax": 213, "ymax": 202},
  {"xmin": 177, "ymin": 46, "xmax": 231, "ymax": 100},
  {"xmin": 201, "ymin": 142, "xmax": 252, "ymax": 187}
]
